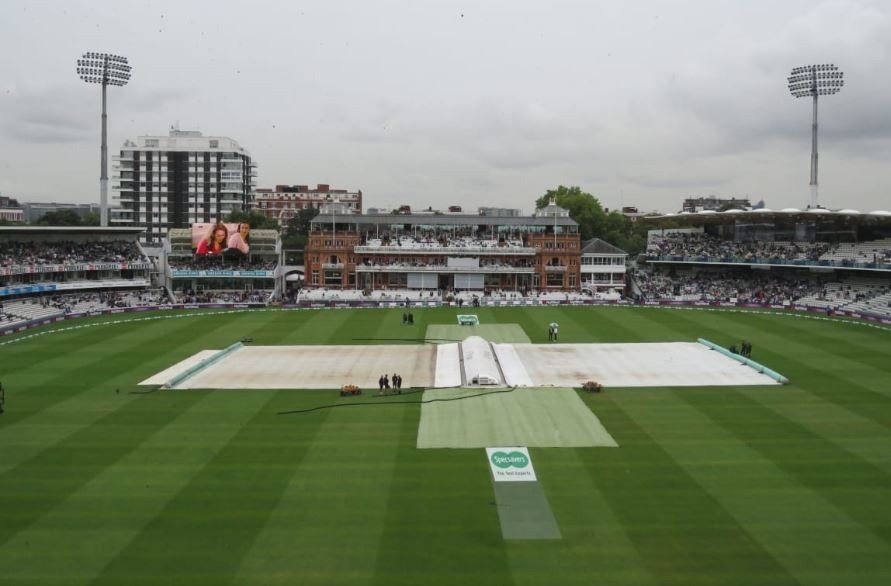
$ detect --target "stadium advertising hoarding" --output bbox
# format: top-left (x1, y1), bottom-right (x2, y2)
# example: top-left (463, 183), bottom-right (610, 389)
top-left (1, 280), bottom-right (150, 297)
top-left (486, 447), bottom-right (537, 482)
top-left (191, 222), bottom-right (252, 256)
top-left (0, 283), bottom-right (59, 297)
top-left (3, 300), bottom-right (891, 337)
top-left (0, 262), bottom-right (152, 276)
top-left (170, 269), bottom-right (274, 278)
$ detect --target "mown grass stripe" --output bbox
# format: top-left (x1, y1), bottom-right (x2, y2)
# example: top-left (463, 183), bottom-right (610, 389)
top-left (0, 391), bottom-right (141, 477)
top-left (678, 388), bottom-right (891, 543)
top-left (703, 311), bottom-right (891, 396)
top-left (275, 308), bottom-right (357, 345)
top-left (0, 316), bottom-right (224, 424)
top-left (371, 419), bottom-right (514, 585)
top-left (0, 391), bottom-right (273, 586)
top-left (578, 392), bottom-right (799, 586)
top-left (617, 388), bottom-right (891, 586)
top-left (87, 391), bottom-right (331, 586)
top-left (654, 309), bottom-right (891, 428)
top-left (741, 387), bottom-right (891, 476)
top-left (504, 447), bottom-right (660, 586)
top-left (232, 393), bottom-right (410, 586)
top-left (771, 315), bottom-right (891, 367)
top-left (0, 391), bottom-right (206, 549)
top-left (0, 314), bottom-right (267, 472)
top-left (571, 305), bottom-right (684, 343)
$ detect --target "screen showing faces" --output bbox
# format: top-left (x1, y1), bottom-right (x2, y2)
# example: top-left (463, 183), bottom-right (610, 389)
top-left (192, 222), bottom-right (251, 256)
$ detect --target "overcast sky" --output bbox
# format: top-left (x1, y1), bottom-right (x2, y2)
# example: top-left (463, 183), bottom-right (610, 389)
top-left (1, 0), bottom-right (889, 214)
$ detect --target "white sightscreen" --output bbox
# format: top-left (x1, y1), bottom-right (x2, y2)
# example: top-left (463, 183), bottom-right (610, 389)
top-left (454, 273), bottom-right (485, 289)
top-left (408, 272), bottom-right (438, 288)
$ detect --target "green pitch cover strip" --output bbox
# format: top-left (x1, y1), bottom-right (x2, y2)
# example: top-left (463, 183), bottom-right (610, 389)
top-left (697, 338), bottom-right (790, 384)
top-left (162, 342), bottom-right (244, 389)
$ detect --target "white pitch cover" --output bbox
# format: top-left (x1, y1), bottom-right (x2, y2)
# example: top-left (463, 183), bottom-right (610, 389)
top-left (486, 447), bottom-right (537, 482)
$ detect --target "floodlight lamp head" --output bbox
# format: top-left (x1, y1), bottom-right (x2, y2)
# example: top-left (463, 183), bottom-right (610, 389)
top-left (787, 64), bottom-right (843, 99)
top-left (76, 52), bottom-right (132, 86)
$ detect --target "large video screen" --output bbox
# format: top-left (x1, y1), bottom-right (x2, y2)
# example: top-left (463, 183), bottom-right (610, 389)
top-left (191, 222), bottom-right (251, 256)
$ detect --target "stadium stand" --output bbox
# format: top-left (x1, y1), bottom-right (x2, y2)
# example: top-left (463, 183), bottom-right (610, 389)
top-left (818, 238), bottom-right (891, 265)
top-left (646, 232), bottom-right (891, 268)
top-left (638, 210), bottom-right (891, 321)
top-left (633, 270), bottom-right (821, 305)
top-left (0, 239), bottom-right (147, 266)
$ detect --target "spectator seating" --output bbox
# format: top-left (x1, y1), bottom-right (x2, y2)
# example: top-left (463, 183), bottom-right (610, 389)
top-left (633, 270), bottom-right (822, 305)
top-left (0, 240), bottom-right (147, 268)
top-left (818, 238), bottom-right (891, 265)
top-left (646, 233), bottom-right (891, 267)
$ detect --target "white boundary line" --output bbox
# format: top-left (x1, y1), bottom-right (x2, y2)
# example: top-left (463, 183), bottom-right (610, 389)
top-left (0, 303), bottom-right (888, 349)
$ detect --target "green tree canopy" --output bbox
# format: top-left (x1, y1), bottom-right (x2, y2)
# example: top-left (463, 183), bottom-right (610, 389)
top-left (285, 207), bottom-right (320, 238)
top-left (224, 209), bottom-right (279, 230)
top-left (534, 185), bottom-right (606, 241)
top-left (281, 207), bottom-right (320, 253)
top-left (35, 209), bottom-right (85, 226)
top-left (534, 185), bottom-right (647, 255)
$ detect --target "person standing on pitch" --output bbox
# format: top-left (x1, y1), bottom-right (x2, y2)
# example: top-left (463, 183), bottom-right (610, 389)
top-left (553, 324), bottom-right (559, 342)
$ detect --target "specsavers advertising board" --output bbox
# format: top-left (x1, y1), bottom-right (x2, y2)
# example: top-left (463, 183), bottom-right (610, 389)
top-left (485, 447), bottom-right (537, 482)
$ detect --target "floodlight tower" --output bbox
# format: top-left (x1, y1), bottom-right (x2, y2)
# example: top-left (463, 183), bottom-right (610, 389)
top-left (76, 52), bottom-right (132, 227)
top-left (787, 64), bottom-right (844, 209)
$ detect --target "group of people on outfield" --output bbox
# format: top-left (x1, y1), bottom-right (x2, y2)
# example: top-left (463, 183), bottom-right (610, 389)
top-left (378, 373), bottom-right (403, 393)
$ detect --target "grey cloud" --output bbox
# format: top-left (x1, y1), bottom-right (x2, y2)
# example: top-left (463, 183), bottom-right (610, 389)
top-left (1, 86), bottom-right (93, 144)
top-left (621, 173), bottom-right (727, 191)
top-left (119, 89), bottom-right (188, 113)
top-left (660, 3), bottom-right (891, 160)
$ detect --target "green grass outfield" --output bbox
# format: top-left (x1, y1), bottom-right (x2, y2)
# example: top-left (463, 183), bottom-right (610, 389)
top-left (1, 305), bottom-right (890, 586)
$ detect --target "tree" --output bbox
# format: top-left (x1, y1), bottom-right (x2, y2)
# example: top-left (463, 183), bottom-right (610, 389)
top-left (534, 185), bottom-right (649, 255)
top-left (281, 207), bottom-right (320, 253)
top-left (285, 207), bottom-right (320, 238)
top-left (83, 212), bottom-right (100, 226)
top-left (36, 209), bottom-right (84, 226)
top-left (224, 209), bottom-right (279, 230)
top-left (535, 185), bottom-right (606, 241)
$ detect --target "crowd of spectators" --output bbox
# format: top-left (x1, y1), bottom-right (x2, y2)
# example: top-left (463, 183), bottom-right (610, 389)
top-left (634, 270), bottom-right (821, 305)
top-left (168, 255), bottom-right (277, 271)
top-left (176, 290), bottom-right (268, 304)
top-left (360, 231), bottom-right (530, 251)
top-left (292, 286), bottom-right (613, 304)
top-left (646, 233), bottom-right (834, 262)
top-left (0, 240), bottom-right (146, 267)
top-left (48, 290), bottom-right (169, 313)
top-left (358, 257), bottom-right (533, 270)
top-left (796, 279), bottom-right (891, 308)
top-left (0, 289), bottom-right (169, 325)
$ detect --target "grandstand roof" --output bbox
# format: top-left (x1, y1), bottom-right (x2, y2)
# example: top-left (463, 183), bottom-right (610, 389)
top-left (311, 213), bottom-right (578, 227)
top-left (0, 226), bottom-right (146, 244)
top-left (640, 208), bottom-right (891, 226)
top-left (0, 226), bottom-right (146, 234)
